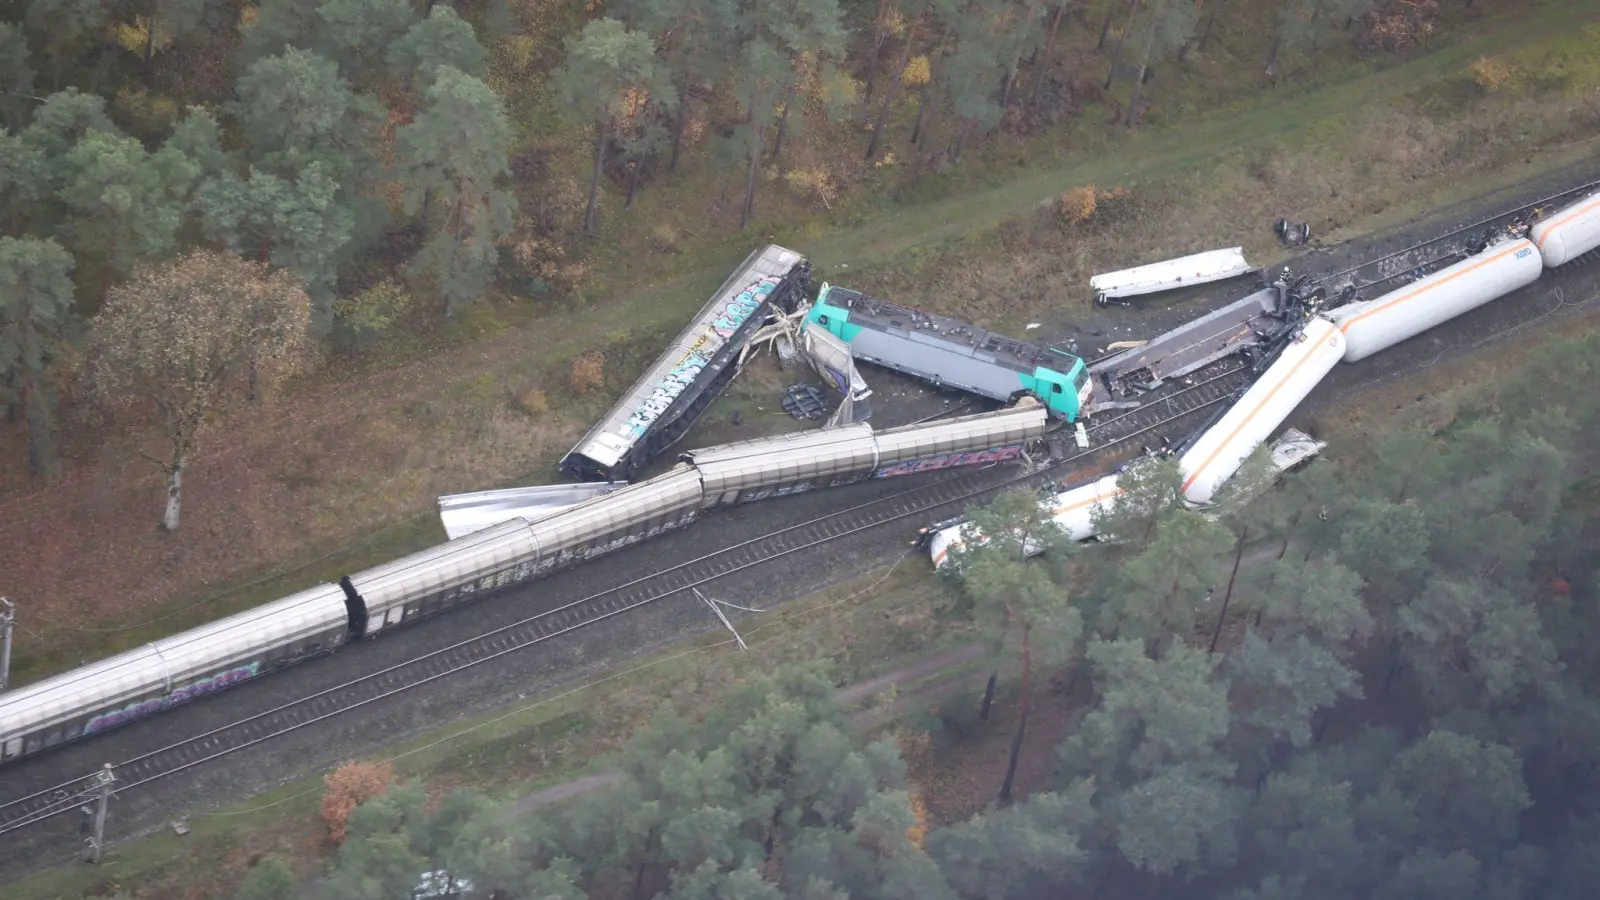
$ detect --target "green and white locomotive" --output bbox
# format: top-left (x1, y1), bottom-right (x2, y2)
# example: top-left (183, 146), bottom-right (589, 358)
top-left (802, 283), bottom-right (1093, 421)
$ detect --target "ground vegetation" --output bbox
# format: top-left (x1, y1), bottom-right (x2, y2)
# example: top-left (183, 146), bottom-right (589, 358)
top-left (1, 0), bottom-right (1594, 686)
top-left (195, 328), bottom-right (1600, 899)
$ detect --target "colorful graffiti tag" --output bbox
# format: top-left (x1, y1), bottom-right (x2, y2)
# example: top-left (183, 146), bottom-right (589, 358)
top-left (82, 661), bottom-right (263, 735)
top-left (873, 445), bottom-right (1024, 479)
top-left (621, 279), bottom-right (779, 438)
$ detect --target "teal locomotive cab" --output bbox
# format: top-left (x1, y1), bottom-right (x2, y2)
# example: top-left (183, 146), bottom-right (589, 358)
top-left (803, 285), bottom-right (861, 343)
top-left (1019, 356), bottom-right (1090, 421)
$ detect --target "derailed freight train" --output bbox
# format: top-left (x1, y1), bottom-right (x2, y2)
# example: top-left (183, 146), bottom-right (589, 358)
top-left (923, 185), bottom-right (1600, 567)
top-left (560, 245), bottom-right (814, 483)
top-left (0, 402), bottom-right (1046, 762)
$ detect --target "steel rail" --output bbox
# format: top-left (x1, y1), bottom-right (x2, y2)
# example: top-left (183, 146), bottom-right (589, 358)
top-left (0, 364), bottom-right (1251, 836)
top-left (12, 177), bottom-right (1596, 839)
top-left (1317, 178), bottom-right (1600, 299)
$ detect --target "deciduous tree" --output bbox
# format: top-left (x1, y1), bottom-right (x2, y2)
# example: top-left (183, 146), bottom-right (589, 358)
top-left (89, 250), bottom-right (313, 530)
top-left (0, 236), bottom-right (75, 477)
top-left (397, 66), bottom-right (517, 317)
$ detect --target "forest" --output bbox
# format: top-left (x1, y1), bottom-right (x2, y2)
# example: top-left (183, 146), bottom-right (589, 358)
top-left (218, 329), bottom-right (1600, 898)
top-left (0, 0), bottom-right (1455, 528)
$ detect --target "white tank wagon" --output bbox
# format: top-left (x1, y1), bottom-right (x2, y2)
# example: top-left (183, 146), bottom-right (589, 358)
top-left (0, 584), bottom-right (352, 761)
top-left (929, 474), bottom-right (1123, 570)
top-left (928, 426), bottom-right (1331, 571)
top-left (1178, 317), bottom-right (1344, 506)
top-left (1530, 191), bottom-right (1600, 268)
top-left (1329, 238), bottom-right (1542, 364)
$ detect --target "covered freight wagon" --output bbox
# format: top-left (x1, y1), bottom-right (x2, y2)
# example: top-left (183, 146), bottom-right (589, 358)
top-left (560, 245), bottom-right (813, 482)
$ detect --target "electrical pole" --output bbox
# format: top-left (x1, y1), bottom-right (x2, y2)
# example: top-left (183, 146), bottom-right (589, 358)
top-left (0, 597), bottom-right (12, 691)
top-left (85, 764), bottom-right (115, 864)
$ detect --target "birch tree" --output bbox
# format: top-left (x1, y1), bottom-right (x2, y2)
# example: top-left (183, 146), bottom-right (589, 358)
top-left (90, 250), bottom-right (312, 531)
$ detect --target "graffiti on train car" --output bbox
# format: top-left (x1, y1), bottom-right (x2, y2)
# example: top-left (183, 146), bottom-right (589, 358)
top-left (622, 279), bottom-right (779, 438)
top-left (83, 662), bottom-right (264, 735)
top-left (873, 445), bottom-right (1024, 479)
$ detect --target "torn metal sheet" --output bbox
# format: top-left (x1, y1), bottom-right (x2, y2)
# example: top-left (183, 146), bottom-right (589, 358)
top-left (801, 322), bottom-right (874, 426)
top-left (1090, 247), bottom-right (1259, 303)
top-left (437, 482), bottom-right (628, 540)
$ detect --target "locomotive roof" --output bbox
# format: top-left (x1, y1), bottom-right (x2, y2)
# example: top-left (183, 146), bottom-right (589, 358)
top-left (818, 285), bottom-right (1081, 374)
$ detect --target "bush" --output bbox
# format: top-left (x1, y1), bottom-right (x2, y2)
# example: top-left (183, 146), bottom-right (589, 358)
top-left (331, 280), bottom-right (415, 349)
top-left (569, 351), bottom-right (605, 395)
top-left (1057, 185), bottom-right (1132, 229)
top-left (519, 387), bottom-right (551, 417)
top-left (1467, 56), bottom-right (1519, 94)
top-left (320, 760), bottom-right (394, 845)
top-left (1058, 186), bottom-right (1098, 225)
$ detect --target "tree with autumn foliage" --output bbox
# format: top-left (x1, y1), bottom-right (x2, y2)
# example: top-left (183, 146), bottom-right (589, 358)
top-left (320, 759), bottom-right (395, 846)
top-left (552, 18), bottom-right (677, 236)
top-left (89, 249), bottom-right (313, 531)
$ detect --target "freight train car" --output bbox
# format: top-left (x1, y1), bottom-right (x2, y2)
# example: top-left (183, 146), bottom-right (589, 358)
top-left (1, 586), bottom-right (352, 761)
top-left (1329, 237), bottom-right (1542, 364)
top-left (801, 284), bottom-right (1093, 421)
top-left (0, 402), bottom-right (1045, 764)
top-left (1531, 190), bottom-right (1600, 268)
top-left (560, 245), bottom-right (813, 482)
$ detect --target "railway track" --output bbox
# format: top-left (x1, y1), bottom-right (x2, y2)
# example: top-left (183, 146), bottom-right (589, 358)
top-left (1318, 178), bottom-right (1600, 301)
top-left (0, 363), bottom-right (1252, 839)
top-left (10, 178), bottom-right (1596, 853)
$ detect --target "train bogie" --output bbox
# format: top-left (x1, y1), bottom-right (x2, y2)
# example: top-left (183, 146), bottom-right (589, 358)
top-left (0, 584), bottom-right (350, 761)
top-left (1331, 238), bottom-right (1542, 364)
top-left (1178, 318), bottom-right (1345, 506)
top-left (350, 521), bottom-right (543, 635)
top-left (1531, 192), bottom-right (1600, 268)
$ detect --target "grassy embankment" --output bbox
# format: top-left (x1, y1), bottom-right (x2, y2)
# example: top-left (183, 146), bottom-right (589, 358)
top-left (6, 1), bottom-right (1599, 686)
top-left (18, 292), bottom-right (1600, 900)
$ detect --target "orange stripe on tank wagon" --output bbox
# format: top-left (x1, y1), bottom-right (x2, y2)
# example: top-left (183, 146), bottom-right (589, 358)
top-left (1180, 324), bottom-right (1337, 496)
top-left (1337, 242), bottom-right (1529, 334)
top-left (1536, 194), bottom-right (1600, 251)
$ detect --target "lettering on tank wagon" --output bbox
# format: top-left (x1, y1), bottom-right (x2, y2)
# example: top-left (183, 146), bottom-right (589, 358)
top-left (620, 279), bottom-right (779, 438)
top-left (873, 445), bottom-right (1024, 479)
top-left (82, 661), bottom-right (264, 735)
